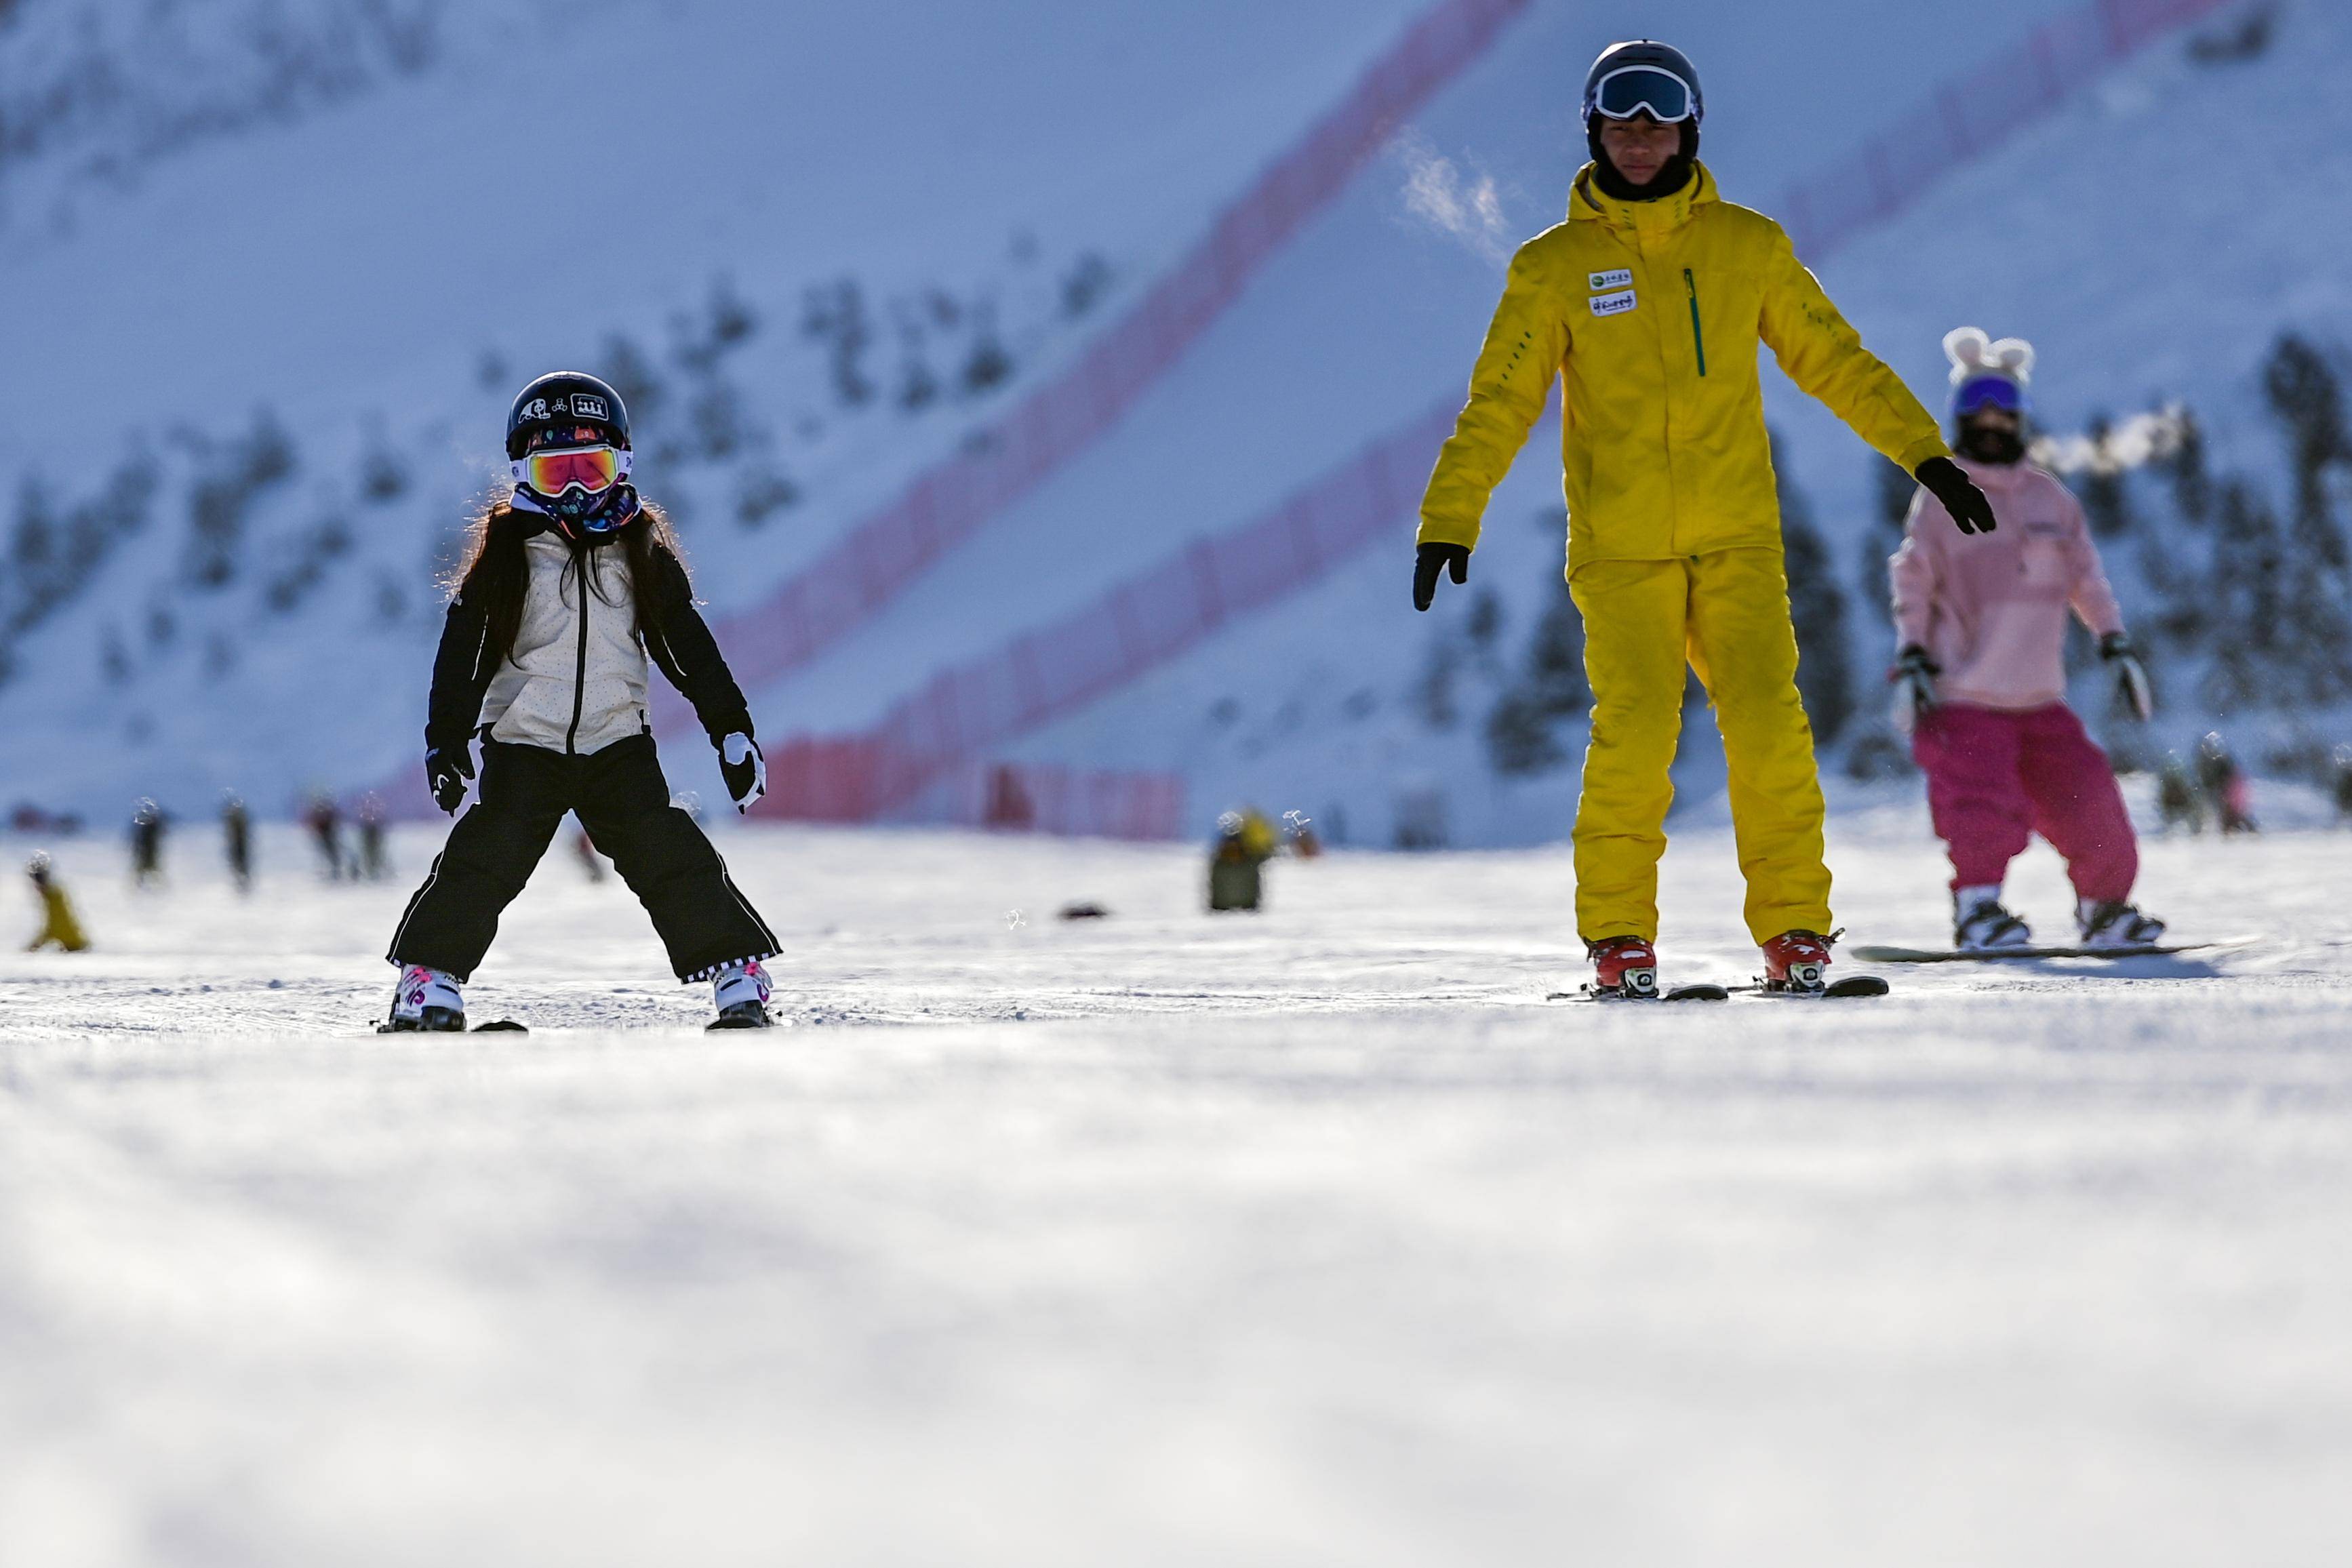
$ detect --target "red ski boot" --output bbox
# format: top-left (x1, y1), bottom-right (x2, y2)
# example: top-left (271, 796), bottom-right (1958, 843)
top-left (1759, 929), bottom-right (1833, 994)
top-left (1586, 935), bottom-right (1660, 1000)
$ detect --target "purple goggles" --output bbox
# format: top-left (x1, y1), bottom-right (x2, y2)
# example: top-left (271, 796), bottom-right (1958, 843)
top-left (1953, 375), bottom-right (2029, 417)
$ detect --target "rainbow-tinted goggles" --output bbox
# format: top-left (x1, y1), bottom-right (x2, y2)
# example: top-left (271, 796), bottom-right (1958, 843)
top-left (1587, 65), bottom-right (1698, 124)
top-left (512, 441), bottom-right (633, 499)
top-left (1952, 376), bottom-right (2029, 418)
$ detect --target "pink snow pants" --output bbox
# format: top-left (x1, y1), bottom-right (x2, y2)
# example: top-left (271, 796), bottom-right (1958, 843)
top-left (1911, 702), bottom-right (2137, 900)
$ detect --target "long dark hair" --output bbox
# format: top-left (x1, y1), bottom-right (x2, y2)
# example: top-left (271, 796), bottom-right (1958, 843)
top-left (446, 487), bottom-right (690, 668)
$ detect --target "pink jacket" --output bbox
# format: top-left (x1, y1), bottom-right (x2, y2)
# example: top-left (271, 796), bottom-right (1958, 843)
top-left (1889, 457), bottom-right (2124, 711)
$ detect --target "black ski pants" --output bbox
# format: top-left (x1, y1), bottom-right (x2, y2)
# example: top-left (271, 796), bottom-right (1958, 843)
top-left (386, 736), bottom-right (776, 983)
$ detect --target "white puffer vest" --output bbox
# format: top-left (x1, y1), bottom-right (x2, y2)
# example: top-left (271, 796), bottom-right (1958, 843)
top-left (479, 533), bottom-right (650, 755)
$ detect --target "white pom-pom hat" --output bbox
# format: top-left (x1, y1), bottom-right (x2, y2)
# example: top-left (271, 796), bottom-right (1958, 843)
top-left (1943, 325), bottom-right (2035, 419)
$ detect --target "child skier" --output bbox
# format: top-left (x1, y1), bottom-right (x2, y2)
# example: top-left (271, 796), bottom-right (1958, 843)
top-left (1414, 40), bottom-right (1993, 997)
top-left (382, 372), bottom-right (779, 1031)
top-left (1889, 328), bottom-right (2167, 951)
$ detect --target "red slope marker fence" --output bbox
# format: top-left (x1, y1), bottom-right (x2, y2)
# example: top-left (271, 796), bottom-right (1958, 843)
top-left (1782, 0), bottom-right (2232, 259)
top-left (694, 0), bottom-right (1534, 704)
top-left (753, 402), bottom-right (1457, 835)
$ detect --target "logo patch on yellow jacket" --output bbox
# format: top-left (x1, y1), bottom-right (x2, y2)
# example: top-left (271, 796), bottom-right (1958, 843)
top-left (1590, 288), bottom-right (1638, 317)
top-left (1588, 269), bottom-right (1633, 292)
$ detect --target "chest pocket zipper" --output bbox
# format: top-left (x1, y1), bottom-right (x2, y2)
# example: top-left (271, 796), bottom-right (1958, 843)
top-left (1683, 268), bottom-right (1707, 378)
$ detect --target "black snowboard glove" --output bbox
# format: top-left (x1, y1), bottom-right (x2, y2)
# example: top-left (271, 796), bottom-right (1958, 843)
top-left (1413, 542), bottom-right (1471, 611)
top-left (2100, 632), bottom-right (2154, 722)
top-left (1914, 456), bottom-right (1998, 536)
top-left (425, 744), bottom-right (473, 816)
top-left (719, 732), bottom-right (766, 815)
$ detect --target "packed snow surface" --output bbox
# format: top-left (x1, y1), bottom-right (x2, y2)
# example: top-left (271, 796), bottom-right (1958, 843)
top-left (4, 801), bottom-right (2349, 1565)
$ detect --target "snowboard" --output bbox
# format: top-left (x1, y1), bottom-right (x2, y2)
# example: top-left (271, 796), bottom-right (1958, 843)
top-left (1549, 982), bottom-right (1732, 1003)
top-left (1850, 938), bottom-right (2254, 965)
top-left (1730, 975), bottom-right (1890, 999)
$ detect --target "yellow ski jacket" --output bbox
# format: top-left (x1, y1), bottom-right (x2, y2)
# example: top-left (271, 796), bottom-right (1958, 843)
top-left (1418, 163), bottom-right (1949, 573)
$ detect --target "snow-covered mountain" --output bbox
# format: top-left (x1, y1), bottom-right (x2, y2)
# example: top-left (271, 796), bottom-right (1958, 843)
top-left (3, 0), bottom-right (2339, 848)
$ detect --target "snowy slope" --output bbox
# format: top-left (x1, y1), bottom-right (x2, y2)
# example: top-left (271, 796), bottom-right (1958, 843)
top-left (5, 810), bottom-right (2352, 1563)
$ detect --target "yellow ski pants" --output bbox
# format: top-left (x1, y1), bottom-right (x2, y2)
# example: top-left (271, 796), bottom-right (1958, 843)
top-left (1570, 548), bottom-right (1832, 945)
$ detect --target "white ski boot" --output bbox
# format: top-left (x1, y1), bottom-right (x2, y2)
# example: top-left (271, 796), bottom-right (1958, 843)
top-left (381, 965), bottom-right (466, 1032)
top-left (709, 957), bottom-right (774, 1030)
top-left (1954, 886), bottom-right (2033, 952)
top-left (2079, 899), bottom-right (2167, 950)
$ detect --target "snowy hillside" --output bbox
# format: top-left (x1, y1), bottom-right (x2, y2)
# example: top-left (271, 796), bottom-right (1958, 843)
top-left (0, 0), bottom-right (1435, 811)
top-left (4, 0), bottom-right (2339, 849)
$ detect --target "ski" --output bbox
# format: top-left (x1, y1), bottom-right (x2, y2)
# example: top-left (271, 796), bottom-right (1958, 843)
top-left (1850, 937), bottom-right (2254, 965)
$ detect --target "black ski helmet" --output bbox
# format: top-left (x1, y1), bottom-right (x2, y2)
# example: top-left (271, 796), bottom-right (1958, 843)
top-left (1582, 40), bottom-right (1703, 193)
top-left (504, 371), bottom-right (631, 460)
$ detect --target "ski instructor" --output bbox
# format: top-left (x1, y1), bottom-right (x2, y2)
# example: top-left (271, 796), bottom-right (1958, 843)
top-left (1412, 40), bottom-right (1997, 998)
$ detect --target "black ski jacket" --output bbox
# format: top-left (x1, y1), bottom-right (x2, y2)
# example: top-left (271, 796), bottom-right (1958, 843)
top-left (426, 538), bottom-right (752, 760)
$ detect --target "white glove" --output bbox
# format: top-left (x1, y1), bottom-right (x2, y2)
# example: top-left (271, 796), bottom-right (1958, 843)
top-left (720, 732), bottom-right (767, 814)
top-left (2101, 634), bottom-right (2154, 723)
top-left (1889, 645), bottom-right (1938, 738)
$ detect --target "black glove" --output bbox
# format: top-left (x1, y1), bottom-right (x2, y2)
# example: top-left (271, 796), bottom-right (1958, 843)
top-left (1889, 643), bottom-right (1940, 735)
top-left (1914, 456), bottom-right (1999, 536)
top-left (1413, 542), bottom-right (1470, 612)
top-left (425, 744), bottom-right (473, 815)
top-left (2101, 632), bottom-right (2154, 722)
top-left (719, 732), bottom-right (766, 814)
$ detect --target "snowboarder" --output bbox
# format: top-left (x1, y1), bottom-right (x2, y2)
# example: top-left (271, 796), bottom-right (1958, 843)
top-left (222, 791), bottom-right (253, 893)
top-left (24, 853), bottom-right (90, 952)
top-left (1889, 328), bottom-right (2167, 951)
top-left (1413, 40), bottom-right (1992, 997)
top-left (381, 372), bottom-right (778, 1032)
top-left (128, 798), bottom-right (166, 888)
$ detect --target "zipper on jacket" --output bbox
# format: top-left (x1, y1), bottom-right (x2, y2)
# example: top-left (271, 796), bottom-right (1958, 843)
top-left (1683, 268), bottom-right (1707, 378)
top-left (565, 555), bottom-right (589, 755)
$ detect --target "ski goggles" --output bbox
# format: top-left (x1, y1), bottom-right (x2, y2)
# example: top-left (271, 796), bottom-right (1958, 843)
top-left (513, 442), bottom-right (631, 498)
top-left (1587, 65), bottom-right (1698, 124)
top-left (1952, 375), bottom-right (2029, 417)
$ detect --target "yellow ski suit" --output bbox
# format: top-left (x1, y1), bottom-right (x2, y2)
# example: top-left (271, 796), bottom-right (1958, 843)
top-left (1419, 163), bottom-right (1949, 943)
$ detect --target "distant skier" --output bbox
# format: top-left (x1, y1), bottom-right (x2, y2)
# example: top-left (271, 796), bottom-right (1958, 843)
top-left (129, 798), bottom-right (166, 888)
top-left (356, 793), bottom-right (389, 881)
top-left (2193, 731), bottom-right (2257, 835)
top-left (2333, 744), bottom-right (2352, 827)
top-left (1413, 40), bottom-right (1992, 997)
top-left (222, 791), bottom-right (253, 893)
top-left (2157, 756), bottom-right (2205, 836)
top-left (571, 820), bottom-right (608, 883)
top-left (24, 853), bottom-right (90, 952)
top-left (1889, 328), bottom-right (2167, 951)
top-left (381, 372), bottom-right (778, 1032)
top-left (304, 790), bottom-right (346, 880)
top-left (1207, 809), bottom-right (1277, 912)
